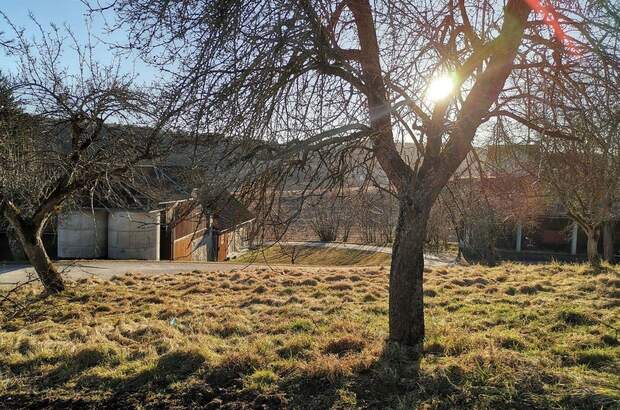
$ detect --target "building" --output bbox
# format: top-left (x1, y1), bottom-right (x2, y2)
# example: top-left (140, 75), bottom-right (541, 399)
top-left (459, 145), bottom-right (620, 262)
top-left (57, 199), bottom-right (254, 262)
top-left (0, 167), bottom-right (255, 262)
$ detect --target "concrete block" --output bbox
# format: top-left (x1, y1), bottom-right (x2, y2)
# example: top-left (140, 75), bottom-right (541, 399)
top-left (108, 210), bottom-right (160, 260)
top-left (118, 231), bottom-right (129, 248)
top-left (57, 210), bottom-right (108, 259)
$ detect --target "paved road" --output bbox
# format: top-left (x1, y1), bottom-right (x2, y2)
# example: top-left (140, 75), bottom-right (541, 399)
top-left (274, 241), bottom-right (394, 253)
top-left (274, 241), bottom-right (455, 265)
top-left (0, 260), bottom-right (256, 286)
top-left (2, 259), bottom-right (396, 286)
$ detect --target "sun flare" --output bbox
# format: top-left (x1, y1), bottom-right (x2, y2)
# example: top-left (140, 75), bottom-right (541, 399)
top-left (426, 75), bottom-right (454, 102)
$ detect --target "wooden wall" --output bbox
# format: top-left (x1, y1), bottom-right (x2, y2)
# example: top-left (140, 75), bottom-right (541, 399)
top-left (161, 203), bottom-right (211, 261)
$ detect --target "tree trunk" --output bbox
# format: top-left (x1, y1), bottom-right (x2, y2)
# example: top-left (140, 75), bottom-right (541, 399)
top-left (388, 193), bottom-right (431, 355)
top-left (6, 226), bottom-right (26, 261)
top-left (586, 228), bottom-right (601, 267)
top-left (21, 230), bottom-right (65, 293)
top-left (485, 241), bottom-right (497, 267)
top-left (603, 221), bottom-right (615, 264)
top-left (4, 212), bottom-right (65, 293)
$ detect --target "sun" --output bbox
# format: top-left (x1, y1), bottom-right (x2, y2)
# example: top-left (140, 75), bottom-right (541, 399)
top-left (426, 75), bottom-right (454, 102)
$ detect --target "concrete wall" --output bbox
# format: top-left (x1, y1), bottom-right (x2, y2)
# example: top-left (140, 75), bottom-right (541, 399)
top-left (190, 235), bottom-right (210, 260)
top-left (108, 211), bottom-right (160, 260)
top-left (226, 224), bottom-right (251, 258)
top-left (58, 210), bottom-right (108, 258)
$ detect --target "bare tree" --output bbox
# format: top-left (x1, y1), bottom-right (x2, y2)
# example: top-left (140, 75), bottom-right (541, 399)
top-left (452, 181), bottom-right (501, 265)
top-left (338, 195), bottom-right (356, 242)
top-left (0, 20), bottom-right (178, 293)
top-left (538, 119), bottom-right (620, 266)
top-left (308, 194), bottom-right (342, 242)
top-left (537, 72), bottom-right (620, 265)
top-left (425, 200), bottom-right (452, 253)
top-left (279, 243), bottom-right (308, 264)
top-left (439, 149), bottom-right (548, 264)
top-left (492, 4), bottom-right (620, 266)
top-left (355, 189), bottom-right (398, 245)
top-left (95, 0), bottom-right (600, 353)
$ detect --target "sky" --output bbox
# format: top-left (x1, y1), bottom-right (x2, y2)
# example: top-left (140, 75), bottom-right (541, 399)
top-left (0, 0), bottom-right (159, 84)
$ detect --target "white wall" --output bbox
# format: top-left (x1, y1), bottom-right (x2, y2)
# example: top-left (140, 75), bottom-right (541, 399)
top-left (108, 211), bottom-right (160, 260)
top-left (58, 210), bottom-right (108, 258)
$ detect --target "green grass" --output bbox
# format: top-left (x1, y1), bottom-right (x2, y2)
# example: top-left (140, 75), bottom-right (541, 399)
top-left (232, 245), bottom-right (392, 266)
top-left (0, 263), bottom-right (619, 408)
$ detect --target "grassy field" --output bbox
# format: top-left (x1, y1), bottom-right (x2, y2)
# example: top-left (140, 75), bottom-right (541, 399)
top-left (232, 245), bottom-right (392, 266)
top-left (0, 263), bottom-right (619, 409)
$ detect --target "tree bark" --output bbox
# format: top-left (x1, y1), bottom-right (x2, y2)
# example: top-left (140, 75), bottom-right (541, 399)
top-left (586, 228), bottom-right (601, 267)
top-left (603, 221), bottom-right (615, 264)
top-left (3, 209), bottom-right (65, 293)
top-left (388, 191), bottom-right (431, 354)
top-left (6, 226), bottom-right (26, 261)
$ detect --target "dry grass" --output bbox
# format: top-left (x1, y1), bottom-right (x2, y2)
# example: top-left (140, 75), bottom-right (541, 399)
top-left (232, 245), bottom-right (392, 266)
top-left (0, 263), bottom-right (619, 409)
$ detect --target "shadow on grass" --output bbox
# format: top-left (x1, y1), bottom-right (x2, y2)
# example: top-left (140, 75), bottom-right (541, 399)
top-left (44, 346), bottom-right (121, 386)
top-left (580, 264), bottom-right (616, 276)
top-left (75, 349), bottom-right (208, 392)
top-left (132, 350), bottom-right (207, 386)
top-left (4, 343), bottom-right (619, 409)
top-left (282, 345), bottom-right (619, 410)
